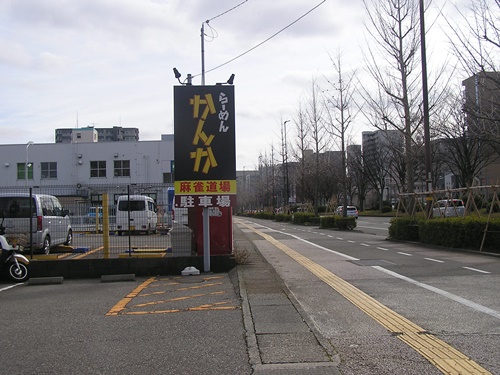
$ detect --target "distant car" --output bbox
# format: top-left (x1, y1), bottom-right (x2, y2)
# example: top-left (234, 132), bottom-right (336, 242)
top-left (432, 199), bottom-right (465, 218)
top-left (86, 207), bottom-right (102, 223)
top-left (335, 205), bottom-right (359, 219)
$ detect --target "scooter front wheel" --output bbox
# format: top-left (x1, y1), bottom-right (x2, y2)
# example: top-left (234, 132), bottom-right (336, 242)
top-left (9, 263), bottom-right (29, 282)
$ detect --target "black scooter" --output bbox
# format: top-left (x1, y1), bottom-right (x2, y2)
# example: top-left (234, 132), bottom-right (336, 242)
top-left (0, 218), bottom-right (30, 282)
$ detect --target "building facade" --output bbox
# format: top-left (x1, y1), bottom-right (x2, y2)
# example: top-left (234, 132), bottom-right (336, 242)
top-left (0, 135), bottom-right (174, 209)
top-left (462, 72), bottom-right (500, 185)
top-left (55, 126), bottom-right (140, 143)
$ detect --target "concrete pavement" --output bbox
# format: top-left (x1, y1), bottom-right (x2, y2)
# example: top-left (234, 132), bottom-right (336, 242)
top-left (234, 220), bottom-right (342, 374)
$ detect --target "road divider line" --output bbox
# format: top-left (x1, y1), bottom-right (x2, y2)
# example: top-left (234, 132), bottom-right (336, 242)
top-left (238, 220), bottom-right (492, 375)
top-left (425, 258), bottom-right (444, 263)
top-left (463, 266), bottom-right (490, 274)
top-left (397, 252), bottom-right (412, 256)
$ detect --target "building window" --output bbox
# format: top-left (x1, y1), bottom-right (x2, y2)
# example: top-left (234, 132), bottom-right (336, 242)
top-left (114, 160), bottom-right (130, 177)
top-left (17, 163), bottom-right (33, 180)
top-left (41, 162), bottom-right (57, 179)
top-left (163, 173), bottom-right (173, 183)
top-left (90, 161), bottom-right (106, 178)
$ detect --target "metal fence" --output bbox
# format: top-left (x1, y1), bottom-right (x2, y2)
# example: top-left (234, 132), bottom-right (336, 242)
top-left (0, 183), bottom-right (195, 259)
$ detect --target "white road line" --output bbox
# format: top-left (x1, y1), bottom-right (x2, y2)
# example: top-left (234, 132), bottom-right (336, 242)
top-left (463, 266), bottom-right (491, 274)
top-left (397, 252), bottom-right (412, 256)
top-left (356, 225), bottom-right (388, 231)
top-left (0, 284), bottom-right (23, 292)
top-left (348, 240), bottom-right (356, 243)
top-left (361, 243), bottom-right (370, 247)
top-left (377, 247), bottom-right (389, 251)
top-left (373, 266), bottom-right (500, 320)
top-left (336, 237), bottom-right (343, 240)
top-left (425, 258), bottom-right (445, 263)
top-left (243, 221), bottom-right (500, 320)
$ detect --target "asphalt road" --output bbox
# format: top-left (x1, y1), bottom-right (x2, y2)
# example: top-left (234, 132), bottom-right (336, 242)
top-left (239, 217), bottom-right (500, 375)
top-left (0, 273), bottom-right (251, 375)
top-left (2, 216), bottom-right (499, 374)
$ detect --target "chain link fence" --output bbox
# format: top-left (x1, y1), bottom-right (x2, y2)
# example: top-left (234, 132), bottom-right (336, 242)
top-left (0, 183), bottom-right (195, 259)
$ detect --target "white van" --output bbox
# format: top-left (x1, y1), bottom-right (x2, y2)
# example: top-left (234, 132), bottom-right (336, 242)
top-left (116, 195), bottom-right (158, 235)
top-left (0, 193), bottom-right (72, 254)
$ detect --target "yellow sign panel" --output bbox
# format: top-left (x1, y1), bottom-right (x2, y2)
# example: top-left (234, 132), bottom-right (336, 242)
top-left (174, 180), bottom-right (237, 195)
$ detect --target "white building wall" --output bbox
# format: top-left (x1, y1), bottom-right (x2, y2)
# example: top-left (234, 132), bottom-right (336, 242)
top-left (0, 138), bottom-right (174, 188)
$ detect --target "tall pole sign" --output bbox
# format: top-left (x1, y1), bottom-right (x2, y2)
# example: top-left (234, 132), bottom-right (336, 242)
top-left (173, 85), bottom-right (237, 209)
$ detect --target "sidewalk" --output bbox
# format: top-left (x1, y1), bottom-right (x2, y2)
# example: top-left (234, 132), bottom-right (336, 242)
top-left (233, 220), bottom-right (341, 374)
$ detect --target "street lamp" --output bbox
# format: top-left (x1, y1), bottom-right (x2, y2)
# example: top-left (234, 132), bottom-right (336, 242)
top-left (25, 141), bottom-right (34, 187)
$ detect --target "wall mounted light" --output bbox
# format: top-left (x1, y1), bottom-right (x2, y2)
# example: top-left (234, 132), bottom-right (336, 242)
top-left (4, 162), bottom-right (9, 167)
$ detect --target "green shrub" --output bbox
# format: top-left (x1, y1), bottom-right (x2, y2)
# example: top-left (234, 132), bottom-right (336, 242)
top-left (293, 212), bottom-right (315, 224)
top-left (308, 216), bottom-right (321, 225)
top-left (335, 217), bottom-right (356, 230)
top-left (381, 205), bottom-right (392, 213)
top-left (388, 217), bottom-right (421, 241)
top-left (486, 201), bottom-right (500, 213)
top-left (253, 211), bottom-right (275, 220)
top-left (275, 214), bottom-right (291, 222)
top-left (320, 216), bottom-right (336, 228)
top-left (390, 216), bottom-right (500, 253)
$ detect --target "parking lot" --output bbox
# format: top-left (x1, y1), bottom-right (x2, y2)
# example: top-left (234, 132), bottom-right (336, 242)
top-left (0, 272), bottom-right (251, 375)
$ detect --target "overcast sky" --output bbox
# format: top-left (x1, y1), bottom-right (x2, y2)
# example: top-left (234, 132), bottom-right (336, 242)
top-left (0, 0), bottom-right (471, 170)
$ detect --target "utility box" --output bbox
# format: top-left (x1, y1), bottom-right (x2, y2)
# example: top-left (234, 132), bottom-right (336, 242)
top-left (195, 207), bottom-right (233, 256)
top-left (170, 222), bottom-right (193, 256)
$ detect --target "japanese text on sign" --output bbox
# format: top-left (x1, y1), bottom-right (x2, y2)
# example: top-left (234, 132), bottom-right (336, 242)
top-left (174, 180), bottom-right (237, 195)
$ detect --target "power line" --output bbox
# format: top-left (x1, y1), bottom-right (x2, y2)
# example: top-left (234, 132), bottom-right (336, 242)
top-left (195, 0), bottom-right (327, 78)
top-left (207, 0), bottom-right (249, 23)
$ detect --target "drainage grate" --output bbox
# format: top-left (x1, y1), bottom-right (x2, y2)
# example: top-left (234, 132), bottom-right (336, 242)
top-left (349, 259), bottom-right (395, 267)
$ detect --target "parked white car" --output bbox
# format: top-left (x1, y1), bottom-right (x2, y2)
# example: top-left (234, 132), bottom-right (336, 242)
top-left (0, 193), bottom-right (72, 254)
top-left (432, 199), bottom-right (465, 218)
top-left (335, 205), bottom-right (359, 219)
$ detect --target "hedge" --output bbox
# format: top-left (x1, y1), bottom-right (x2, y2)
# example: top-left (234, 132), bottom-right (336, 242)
top-left (320, 215), bottom-right (357, 230)
top-left (389, 216), bottom-right (500, 253)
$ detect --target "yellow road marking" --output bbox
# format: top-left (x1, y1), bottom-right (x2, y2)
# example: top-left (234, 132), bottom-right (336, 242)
top-left (107, 277), bottom-right (238, 316)
top-left (123, 302), bottom-right (238, 315)
top-left (133, 291), bottom-right (226, 308)
top-left (140, 282), bottom-right (224, 297)
top-left (238, 220), bottom-right (492, 375)
top-left (73, 246), bottom-right (104, 259)
top-left (106, 277), bottom-right (156, 316)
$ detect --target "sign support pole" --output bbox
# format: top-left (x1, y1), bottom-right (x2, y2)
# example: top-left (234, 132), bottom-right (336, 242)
top-left (203, 207), bottom-right (210, 272)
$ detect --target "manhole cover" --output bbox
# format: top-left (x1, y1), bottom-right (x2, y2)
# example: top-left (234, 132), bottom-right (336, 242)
top-left (349, 259), bottom-right (395, 267)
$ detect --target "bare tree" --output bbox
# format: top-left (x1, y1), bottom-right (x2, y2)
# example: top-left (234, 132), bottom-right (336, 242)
top-left (362, 0), bottom-right (424, 195)
top-left (290, 104), bottom-right (312, 205)
top-left (323, 51), bottom-right (358, 216)
top-left (347, 145), bottom-right (369, 210)
top-left (434, 91), bottom-right (499, 187)
top-left (447, 0), bottom-right (500, 75)
top-left (304, 78), bottom-right (329, 214)
top-left (446, 1), bottom-right (500, 147)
